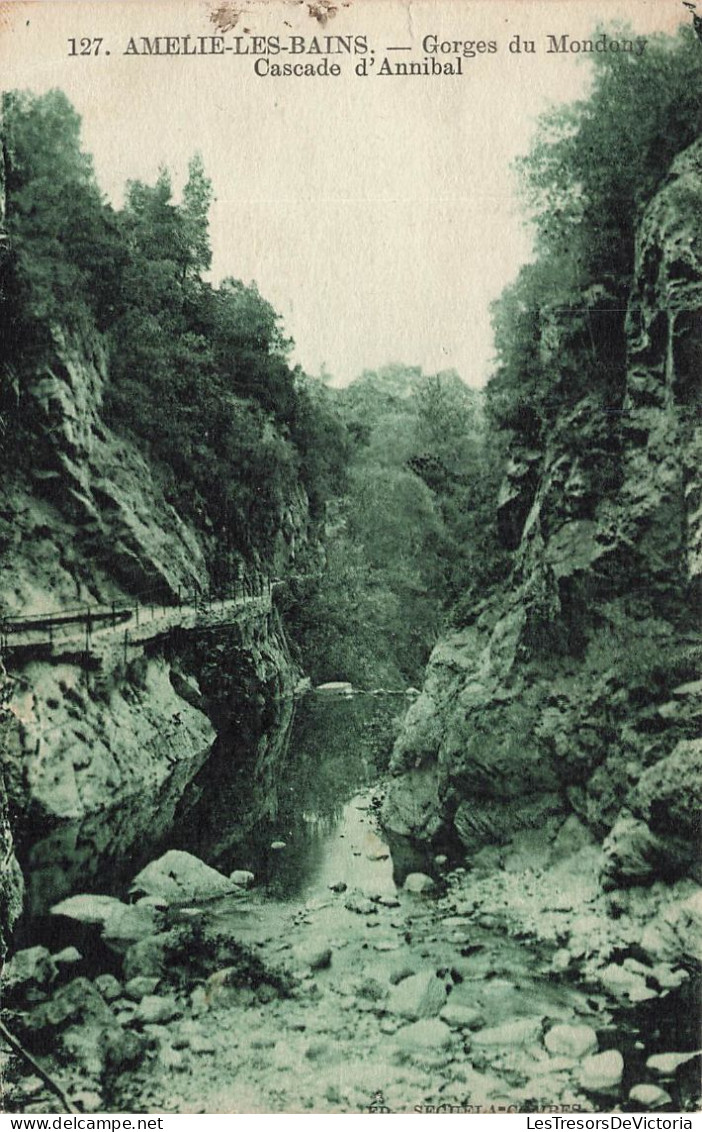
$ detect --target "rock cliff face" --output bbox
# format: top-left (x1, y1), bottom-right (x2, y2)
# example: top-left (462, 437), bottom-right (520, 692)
top-left (383, 141), bottom-right (702, 898)
top-left (0, 226), bottom-right (310, 948)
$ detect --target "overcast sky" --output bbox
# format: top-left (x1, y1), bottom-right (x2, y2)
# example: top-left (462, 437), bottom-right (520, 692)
top-left (1, 0), bottom-right (685, 387)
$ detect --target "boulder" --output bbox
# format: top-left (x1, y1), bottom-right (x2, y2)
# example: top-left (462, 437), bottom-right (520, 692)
top-left (294, 945), bottom-right (332, 972)
top-left (580, 1050), bottom-right (624, 1093)
top-left (28, 978), bottom-right (117, 1073)
top-left (133, 994), bottom-right (181, 1026)
top-left (124, 976), bottom-right (160, 1001)
top-left (382, 767), bottom-right (443, 841)
top-left (122, 932), bottom-right (172, 980)
top-left (387, 970), bottom-right (447, 1020)
top-left (102, 903), bottom-right (162, 954)
top-left (53, 947), bottom-right (83, 970)
top-left (439, 1003), bottom-right (484, 1030)
top-left (50, 893), bottom-right (126, 926)
top-left (403, 873), bottom-right (435, 895)
top-left (473, 1017), bottom-right (543, 1047)
top-left (3, 947), bottom-right (58, 997)
top-left (603, 741), bottom-right (702, 886)
top-left (599, 962), bottom-right (657, 1003)
top-left (229, 870), bottom-right (255, 889)
top-left (646, 1051), bottom-right (701, 1077)
top-left (94, 974), bottom-right (123, 1002)
top-left (629, 1084), bottom-right (672, 1109)
top-left (545, 1024), bottom-right (598, 1059)
top-left (345, 895), bottom-right (377, 916)
top-left (394, 1018), bottom-right (453, 1052)
top-left (130, 850), bottom-right (236, 903)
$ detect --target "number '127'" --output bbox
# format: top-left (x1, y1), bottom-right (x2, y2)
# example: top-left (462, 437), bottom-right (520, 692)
top-left (68, 38), bottom-right (104, 55)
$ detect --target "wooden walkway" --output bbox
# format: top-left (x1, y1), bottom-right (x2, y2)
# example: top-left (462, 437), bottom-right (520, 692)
top-left (0, 585), bottom-right (274, 668)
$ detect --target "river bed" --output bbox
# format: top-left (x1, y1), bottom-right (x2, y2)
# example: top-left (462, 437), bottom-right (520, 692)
top-left (7, 692), bottom-right (700, 1114)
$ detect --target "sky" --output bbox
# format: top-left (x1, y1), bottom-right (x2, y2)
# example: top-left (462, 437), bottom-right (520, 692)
top-left (0, 0), bottom-right (686, 387)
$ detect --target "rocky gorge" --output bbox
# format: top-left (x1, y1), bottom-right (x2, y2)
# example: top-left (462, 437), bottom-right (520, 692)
top-left (0, 46), bottom-right (700, 1117)
top-left (382, 137), bottom-right (702, 1065)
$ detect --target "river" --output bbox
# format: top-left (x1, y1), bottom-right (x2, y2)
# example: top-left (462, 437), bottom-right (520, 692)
top-left (9, 691), bottom-right (700, 1114)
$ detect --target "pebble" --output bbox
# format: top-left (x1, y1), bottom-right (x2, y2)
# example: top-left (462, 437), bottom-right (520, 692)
top-left (545, 1024), bottom-right (598, 1059)
top-left (579, 1049), bottom-right (624, 1092)
top-left (629, 1084), bottom-right (672, 1109)
top-left (270, 841), bottom-right (287, 850)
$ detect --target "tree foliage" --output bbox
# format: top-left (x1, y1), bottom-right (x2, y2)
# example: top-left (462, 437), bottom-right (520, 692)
top-left (488, 25), bottom-right (702, 442)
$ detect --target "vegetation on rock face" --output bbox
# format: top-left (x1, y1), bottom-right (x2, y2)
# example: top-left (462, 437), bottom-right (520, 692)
top-left (488, 25), bottom-right (702, 442)
top-left (0, 90), bottom-right (347, 579)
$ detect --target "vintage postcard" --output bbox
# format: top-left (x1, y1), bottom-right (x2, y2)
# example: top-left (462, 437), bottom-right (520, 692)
top-left (0, 0), bottom-right (699, 1118)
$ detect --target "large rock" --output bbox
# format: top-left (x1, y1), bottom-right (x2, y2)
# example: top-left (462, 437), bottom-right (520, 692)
top-left (50, 893), bottom-right (126, 926)
top-left (473, 1017), bottom-right (543, 1047)
top-left (2, 946), bottom-right (58, 998)
top-left (603, 740), bottom-right (702, 886)
top-left (403, 873), bottom-right (435, 895)
top-left (439, 1003), bottom-right (484, 1030)
top-left (629, 1084), bottom-right (672, 1109)
top-left (545, 1023), bottom-right (598, 1059)
top-left (102, 902), bottom-right (163, 954)
top-left (382, 767), bottom-right (442, 841)
top-left (580, 1050), bottom-right (624, 1093)
top-left (133, 994), bottom-right (181, 1025)
top-left (26, 978), bottom-right (119, 1076)
top-left (387, 970), bottom-right (447, 1020)
top-left (130, 850), bottom-right (237, 904)
top-left (394, 1018), bottom-right (453, 1052)
top-left (647, 1051), bottom-right (701, 1077)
